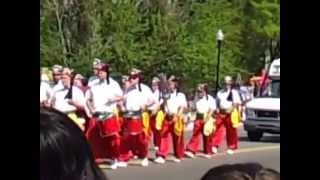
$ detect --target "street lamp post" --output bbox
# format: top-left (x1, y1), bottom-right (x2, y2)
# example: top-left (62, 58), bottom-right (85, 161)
top-left (215, 29), bottom-right (224, 95)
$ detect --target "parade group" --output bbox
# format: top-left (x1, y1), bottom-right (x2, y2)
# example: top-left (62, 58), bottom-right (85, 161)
top-left (40, 58), bottom-right (263, 170)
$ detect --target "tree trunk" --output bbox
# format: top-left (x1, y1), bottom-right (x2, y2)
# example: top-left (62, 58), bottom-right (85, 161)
top-left (51, 0), bottom-right (68, 66)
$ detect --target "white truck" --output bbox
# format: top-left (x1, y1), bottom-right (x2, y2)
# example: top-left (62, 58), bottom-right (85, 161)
top-left (244, 59), bottom-right (280, 141)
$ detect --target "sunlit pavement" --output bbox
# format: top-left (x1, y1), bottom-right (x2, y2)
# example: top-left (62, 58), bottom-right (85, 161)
top-left (103, 126), bottom-right (280, 180)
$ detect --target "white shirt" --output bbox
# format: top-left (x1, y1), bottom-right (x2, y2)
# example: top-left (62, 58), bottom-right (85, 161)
top-left (88, 76), bottom-right (98, 88)
top-left (88, 78), bottom-right (123, 113)
top-left (195, 95), bottom-right (217, 114)
top-left (52, 86), bottom-right (86, 113)
top-left (165, 91), bottom-right (187, 115)
top-left (217, 88), bottom-right (241, 110)
top-left (40, 81), bottom-right (52, 103)
top-left (124, 83), bottom-right (154, 111)
top-left (49, 80), bottom-right (65, 104)
top-left (51, 80), bottom-right (64, 92)
top-left (148, 89), bottom-right (164, 111)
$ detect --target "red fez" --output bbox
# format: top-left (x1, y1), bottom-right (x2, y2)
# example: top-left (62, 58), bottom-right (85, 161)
top-left (97, 63), bottom-right (109, 72)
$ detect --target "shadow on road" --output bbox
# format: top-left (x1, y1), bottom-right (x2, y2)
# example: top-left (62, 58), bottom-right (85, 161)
top-left (239, 135), bottom-right (280, 143)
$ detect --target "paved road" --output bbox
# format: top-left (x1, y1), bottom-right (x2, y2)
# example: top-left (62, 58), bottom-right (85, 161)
top-left (103, 126), bottom-right (280, 180)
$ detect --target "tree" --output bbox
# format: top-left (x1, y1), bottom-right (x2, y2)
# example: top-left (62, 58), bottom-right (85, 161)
top-left (40, 0), bottom-right (280, 90)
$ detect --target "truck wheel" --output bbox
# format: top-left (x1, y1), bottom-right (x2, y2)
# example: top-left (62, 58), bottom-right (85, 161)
top-left (247, 131), bottom-right (263, 141)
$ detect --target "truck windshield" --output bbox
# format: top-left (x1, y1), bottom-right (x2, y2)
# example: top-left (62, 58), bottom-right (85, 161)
top-left (260, 80), bottom-right (280, 98)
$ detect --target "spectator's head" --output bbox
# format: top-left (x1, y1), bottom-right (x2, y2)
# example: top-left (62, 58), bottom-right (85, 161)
top-left (40, 108), bottom-right (108, 180)
top-left (255, 168), bottom-right (280, 180)
top-left (201, 163), bottom-right (279, 180)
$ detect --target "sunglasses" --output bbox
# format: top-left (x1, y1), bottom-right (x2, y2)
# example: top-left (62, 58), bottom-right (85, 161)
top-left (129, 74), bottom-right (139, 80)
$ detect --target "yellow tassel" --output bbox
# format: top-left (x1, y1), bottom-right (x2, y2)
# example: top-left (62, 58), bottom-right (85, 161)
top-left (155, 110), bottom-right (165, 130)
top-left (231, 108), bottom-right (241, 128)
top-left (174, 115), bottom-right (184, 137)
top-left (67, 112), bottom-right (84, 131)
top-left (112, 108), bottom-right (120, 121)
top-left (142, 112), bottom-right (150, 135)
top-left (203, 113), bottom-right (216, 136)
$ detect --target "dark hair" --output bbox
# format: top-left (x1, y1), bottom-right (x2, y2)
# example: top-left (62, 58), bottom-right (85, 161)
top-left (40, 108), bottom-right (108, 180)
top-left (106, 72), bottom-right (110, 85)
top-left (201, 163), bottom-right (279, 180)
top-left (202, 170), bottom-right (252, 180)
top-left (65, 71), bottom-right (76, 99)
top-left (81, 77), bottom-right (88, 87)
top-left (255, 169), bottom-right (280, 180)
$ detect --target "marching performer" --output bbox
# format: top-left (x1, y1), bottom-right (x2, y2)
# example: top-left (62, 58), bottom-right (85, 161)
top-left (51, 65), bottom-right (64, 91)
top-left (74, 74), bottom-right (88, 94)
top-left (40, 71), bottom-right (52, 108)
top-left (121, 75), bottom-right (131, 93)
top-left (211, 76), bottom-right (242, 155)
top-left (118, 68), bottom-right (155, 167)
top-left (119, 75), bottom-right (130, 129)
top-left (73, 73), bottom-right (91, 132)
top-left (88, 58), bottom-right (101, 87)
top-left (85, 63), bottom-right (123, 169)
top-left (185, 83), bottom-right (217, 159)
top-left (149, 76), bottom-right (163, 150)
top-left (51, 68), bottom-right (86, 130)
top-left (154, 75), bottom-right (187, 164)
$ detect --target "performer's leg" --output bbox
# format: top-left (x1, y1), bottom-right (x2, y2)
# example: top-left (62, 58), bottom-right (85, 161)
top-left (203, 132), bottom-right (213, 155)
top-left (119, 133), bottom-right (132, 162)
top-left (86, 118), bottom-right (107, 161)
top-left (211, 114), bottom-right (226, 149)
top-left (154, 130), bottom-right (161, 148)
top-left (156, 121), bottom-right (171, 158)
top-left (186, 119), bottom-right (202, 154)
top-left (172, 123), bottom-right (185, 159)
top-left (136, 132), bottom-right (149, 159)
top-left (105, 133), bottom-right (121, 160)
top-left (224, 115), bottom-right (238, 150)
top-left (150, 116), bottom-right (161, 148)
top-left (85, 117), bottom-right (97, 138)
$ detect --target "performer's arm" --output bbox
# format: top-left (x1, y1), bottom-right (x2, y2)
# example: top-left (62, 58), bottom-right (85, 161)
top-left (209, 96), bottom-right (217, 117)
top-left (232, 90), bottom-right (241, 109)
top-left (86, 90), bottom-right (95, 114)
top-left (69, 89), bottom-right (85, 110)
top-left (174, 93), bottom-right (187, 121)
top-left (109, 82), bottom-right (124, 103)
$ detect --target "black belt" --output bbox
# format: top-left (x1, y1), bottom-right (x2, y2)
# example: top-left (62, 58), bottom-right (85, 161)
top-left (166, 115), bottom-right (174, 120)
top-left (196, 113), bottom-right (205, 119)
top-left (93, 112), bottom-right (115, 121)
top-left (219, 109), bottom-right (231, 114)
top-left (122, 111), bottom-right (142, 119)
